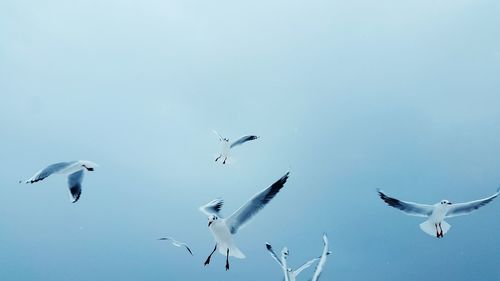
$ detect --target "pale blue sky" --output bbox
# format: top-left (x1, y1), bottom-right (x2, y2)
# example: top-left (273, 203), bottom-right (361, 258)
top-left (1, 0), bottom-right (499, 280)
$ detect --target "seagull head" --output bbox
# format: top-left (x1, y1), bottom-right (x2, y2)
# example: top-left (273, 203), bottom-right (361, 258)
top-left (223, 138), bottom-right (229, 142)
top-left (79, 160), bottom-right (98, 171)
top-left (207, 214), bottom-right (219, 227)
top-left (440, 200), bottom-right (452, 205)
top-left (281, 247), bottom-right (289, 260)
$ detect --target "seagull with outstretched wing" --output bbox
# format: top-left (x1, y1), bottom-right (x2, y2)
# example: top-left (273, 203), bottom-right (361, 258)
top-left (200, 172), bottom-right (290, 270)
top-left (21, 160), bottom-right (98, 203)
top-left (212, 130), bottom-right (259, 164)
top-left (266, 242), bottom-right (331, 281)
top-left (158, 237), bottom-right (193, 256)
top-left (377, 187), bottom-right (499, 238)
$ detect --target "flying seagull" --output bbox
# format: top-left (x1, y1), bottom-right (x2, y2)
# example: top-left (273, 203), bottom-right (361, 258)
top-left (266, 242), bottom-right (331, 281)
top-left (212, 130), bottom-right (259, 164)
top-left (158, 237), bottom-right (193, 256)
top-left (200, 171), bottom-right (290, 271)
top-left (377, 187), bottom-right (500, 238)
top-left (311, 233), bottom-right (329, 281)
top-left (21, 160), bottom-right (98, 203)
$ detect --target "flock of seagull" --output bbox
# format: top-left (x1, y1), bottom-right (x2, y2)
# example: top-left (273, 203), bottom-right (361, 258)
top-left (19, 131), bottom-right (499, 280)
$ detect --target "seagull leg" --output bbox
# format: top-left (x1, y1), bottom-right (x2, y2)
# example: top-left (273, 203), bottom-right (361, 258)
top-left (225, 248), bottom-right (230, 271)
top-left (204, 244), bottom-right (217, 266)
top-left (435, 224), bottom-right (439, 238)
top-left (215, 155), bottom-right (221, 162)
top-left (438, 223), bottom-right (443, 238)
top-left (223, 157), bottom-right (227, 164)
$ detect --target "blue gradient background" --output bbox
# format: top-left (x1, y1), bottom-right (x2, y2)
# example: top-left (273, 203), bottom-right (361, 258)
top-left (1, 0), bottom-right (499, 280)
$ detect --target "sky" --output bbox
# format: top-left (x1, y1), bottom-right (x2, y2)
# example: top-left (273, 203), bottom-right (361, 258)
top-left (1, 0), bottom-right (500, 280)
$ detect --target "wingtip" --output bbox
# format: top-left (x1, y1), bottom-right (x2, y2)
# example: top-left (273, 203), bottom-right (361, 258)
top-left (265, 243), bottom-right (272, 249)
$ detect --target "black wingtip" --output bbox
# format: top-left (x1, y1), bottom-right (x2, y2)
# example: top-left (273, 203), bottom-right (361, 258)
top-left (71, 194), bottom-right (81, 203)
top-left (265, 243), bottom-right (272, 250)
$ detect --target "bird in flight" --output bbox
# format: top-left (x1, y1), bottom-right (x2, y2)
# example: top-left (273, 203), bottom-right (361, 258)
top-left (377, 187), bottom-right (499, 238)
top-left (158, 237), bottom-right (193, 256)
top-left (21, 160), bottom-right (98, 203)
top-left (212, 130), bottom-right (259, 164)
top-left (200, 172), bottom-right (290, 270)
top-left (266, 241), bottom-right (331, 281)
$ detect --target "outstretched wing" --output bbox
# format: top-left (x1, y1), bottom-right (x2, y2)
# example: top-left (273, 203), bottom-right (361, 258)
top-left (294, 258), bottom-right (318, 276)
top-left (446, 187), bottom-right (499, 218)
top-left (212, 130), bottom-right (224, 141)
top-left (25, 162), bottom-right (71, 183)
top-left (311, 234), bottom-right (329, 281)
top-left (67, 170), bottom-right (84, 203)
top-left (294, 251), bottom-right (331, 276)
top-left (266, 243), bottom-right (284, 268)
top-left (182, 244), bottom-right (194, 256)
top-left (199, 198), bottom-right (224, 216)
top-left (377, 189), bottom-right (433, 217)
top-left (226, 172), bottom-right (289, 234)
top-left (230, 135), bottom-right (259, 149)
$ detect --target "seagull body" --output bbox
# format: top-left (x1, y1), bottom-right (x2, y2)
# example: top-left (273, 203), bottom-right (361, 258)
top-left (200, 172), bottom-right (290, 270)
top-left (377, 188), bottom-right (500, 238)
top-left (212, 130), bottom-right (259, 164)
top-left (158, 237), bottom-right (193, 256)
top-left (22, 160), bottom-right (98, 203)
top-left (311, 234), bottom-right (330, 281)
top-left (266, 242), bottom-right (330, 281)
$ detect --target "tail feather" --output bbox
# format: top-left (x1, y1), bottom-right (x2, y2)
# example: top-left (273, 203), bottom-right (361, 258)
top-left (218, 245), bottom-right (245, 259)
top-left (419, 220), bottom-right (451, 237)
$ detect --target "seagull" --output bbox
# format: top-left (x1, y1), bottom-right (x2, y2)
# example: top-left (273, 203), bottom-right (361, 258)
top-left (21, 160), bottom-right (98, 203)
top-left (377, 187), bottom-right (500, 238)
top-left (200, 172), bottom-right (290, 271)
top-left (212, 130), bottom-right (259, 164)
top-left (158, 237), bottom-right (193, 256)
top-left (266, 242), bottom-right (331, 281)
top-left (311, 233), bottom-right (329, 281)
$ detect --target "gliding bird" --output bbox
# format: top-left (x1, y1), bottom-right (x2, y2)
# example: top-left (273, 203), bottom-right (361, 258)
top-left (377, 187), bottom-right (500, 238)
top-left (158, 237), bottom-right (193, 256)
top-left (21, 160), bottom-right (98, 203)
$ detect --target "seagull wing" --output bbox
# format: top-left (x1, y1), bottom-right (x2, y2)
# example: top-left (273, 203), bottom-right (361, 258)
top-left (311, 234), bottom-right (329, 281)
top-left (158, 237), bottom-right (173, 241)
top-left (377, 189), bottom-right (433, 217)
top-left (226, 172), bottom-right (289, 234)
top-left (25, 162), bottom-right (71, 183)
top-left (266, 243), bottom-right (284, 268)
top-left (199, 198), bottom-right (224, 216)
top-left (294, 258), bottom-right (318, 276)
top-left (212, 130), bottom-right (223, 141)
top-left (182, 244), bottom-right (194, 256)
top-left (446, 187), bottom-right (499, 218)
top-left (230, 135), bottom-right (259, 149)
top-left (294, 252), bottom-right (331, 276)
top-left (67, 170), bottom-right (84, 203)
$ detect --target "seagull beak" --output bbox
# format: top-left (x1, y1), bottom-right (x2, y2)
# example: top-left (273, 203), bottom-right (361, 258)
top-left (447, 202), bottom-right (452, 205)
top-left (87, 167), bottom-right (94, 171)
top-left (208, 221), bottom-right (212, 227)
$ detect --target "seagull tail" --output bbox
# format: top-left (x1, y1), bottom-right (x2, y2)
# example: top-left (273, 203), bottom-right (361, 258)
top-left (419, 220), bottom-right (451, 237)
top-left (219, 244), bottom-right (246, 259)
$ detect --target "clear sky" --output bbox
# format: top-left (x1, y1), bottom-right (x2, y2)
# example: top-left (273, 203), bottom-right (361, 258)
top-left (1, 0), bottom-right (499, 280)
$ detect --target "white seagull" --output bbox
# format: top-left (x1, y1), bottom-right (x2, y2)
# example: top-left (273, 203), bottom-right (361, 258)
top-left (200, 172), bottom-right (290, 270)
top-left (158, 237), bottom-right (193, 256)
top-left (21, 160), bottom-right (98, 203)
top-left (212, 130), bottom-right (259, 164)
top-left (266, 242), bottom-right (331, 281)
top-left (377, 187), bottom-right (500, 238)
top-left (311, 234), bottom-right (329, 281)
